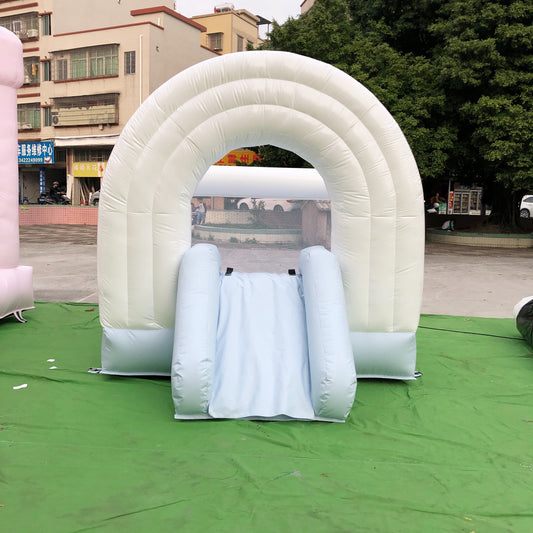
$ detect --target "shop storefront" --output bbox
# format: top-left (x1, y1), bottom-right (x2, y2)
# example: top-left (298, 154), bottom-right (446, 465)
top-left (53, 135), bottom-right (118, 206)
top-left (71, 148), bottom-right (110, 205)
top-left (18, 141), bottom-right (67, 203)
top-left (447, 186), bottom-right (484, 215)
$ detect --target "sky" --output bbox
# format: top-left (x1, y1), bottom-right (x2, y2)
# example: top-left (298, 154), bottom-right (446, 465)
top-left (174, 1), bottom-right (302, 27)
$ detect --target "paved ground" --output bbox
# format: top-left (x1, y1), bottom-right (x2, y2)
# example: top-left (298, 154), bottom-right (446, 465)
top-left (18, 224), bottom-right (533, 318)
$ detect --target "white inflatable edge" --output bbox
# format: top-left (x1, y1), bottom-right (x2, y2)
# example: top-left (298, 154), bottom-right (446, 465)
top-left (171, 244), bottom-right (221, 419)
top-left (299, 246), bottom-right (357, 420)
top-left (0, 266), bottom-right (34, 320)
top-left (195, 166), bottom-right (329, 199)
top-left (513, 296), bottom-right (533, 319)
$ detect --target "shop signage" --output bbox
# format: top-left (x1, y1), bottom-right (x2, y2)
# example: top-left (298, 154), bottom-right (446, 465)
top-left (448, 191), bottom-right (454, 213)
top-left (215, 150), bottom-right (261, 166)
top-left (18, 141), bottom-right (54, 164)
top-left (72, 161), bottom-right (107, 177)
top-left (39, 167), bottom-right (46, 195)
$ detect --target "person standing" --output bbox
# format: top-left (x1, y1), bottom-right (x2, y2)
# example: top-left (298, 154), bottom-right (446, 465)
top-left (197, 200), bottom-right (206, 225)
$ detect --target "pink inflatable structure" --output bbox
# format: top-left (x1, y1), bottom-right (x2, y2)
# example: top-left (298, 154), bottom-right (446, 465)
top-left (0, 27), bottom-right (33, 321)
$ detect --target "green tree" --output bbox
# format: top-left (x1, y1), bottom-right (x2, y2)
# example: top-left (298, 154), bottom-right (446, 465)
top-left (431, 0), bottom-right (533, 222)
top-left (263, 0), bottom-right (533, 225)
top-left (254, 0), bottom-right (355, 168)
top-left (263, 0), bottom-right (454, 183)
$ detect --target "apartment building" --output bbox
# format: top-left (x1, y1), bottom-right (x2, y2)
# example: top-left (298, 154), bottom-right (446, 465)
top-left (192, 5), bottom-right (267, 54)
top-left (300, 0), bottom-right (315, 15)
top-left (1, 0), bottom-right (217, 204)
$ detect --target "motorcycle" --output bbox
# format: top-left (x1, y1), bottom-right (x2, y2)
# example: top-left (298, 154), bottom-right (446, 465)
top-left (38, 192), bottom-right (71, 205)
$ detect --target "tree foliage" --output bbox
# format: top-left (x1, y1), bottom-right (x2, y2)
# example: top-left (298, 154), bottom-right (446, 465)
top-left (431, 0), bottom-right (533, 216)
top-left (261, 0), bottom-right (533, 222)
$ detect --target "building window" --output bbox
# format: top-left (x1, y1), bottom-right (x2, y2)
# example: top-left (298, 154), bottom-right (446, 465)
top-left (43, 106), bottom-right (52, 127)
top-left (41, 13), bottom-right (51, 36)
top-left (124, 51), bottom-right (136, 74)
top-left (17, 103), bottom-right (41, 130)
top-left (41, 60), bottom-right (51, 82)
top-left (237, 35), bottom-right (244, 52)
top-left (89, 46), bottom-right (118, 77)
top-left (23, 57), bottom-right (39, 85)
top-left (11, 18), bottom-right (22, 34)
top-left (55, 149), bottom-right (67, 163)
top-left (56, 59), bottom-right (68, 81)
top-left (208, 33), bottom-right (223, 51)
top-left (0, 12), bottom-right (39, 39)
top-left (52, 45), bottom-right (118, 81)
top-left (74, 148), bottom-right (112, 162)
top-left (71, 49), bottom-right (87, 79)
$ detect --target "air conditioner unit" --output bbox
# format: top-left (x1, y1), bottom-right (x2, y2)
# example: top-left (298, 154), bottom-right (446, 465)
top-left (21, 123), bottom-right (33, 130)
top-left (27, 28), bottom-right (38, 38)
top-left (53, 108), bottom-right (83, 126)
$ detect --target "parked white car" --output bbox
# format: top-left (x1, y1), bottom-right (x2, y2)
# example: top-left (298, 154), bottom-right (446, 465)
top-left (237, 198), bottom-right (300, 212)
top-left (520, 195), bottom-right (533, 218)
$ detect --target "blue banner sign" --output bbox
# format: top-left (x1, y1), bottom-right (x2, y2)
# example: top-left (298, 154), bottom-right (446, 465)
top-left (18, 141), bottom-right (54, 164)
top-left (39, 167), bottom-right (46, 194)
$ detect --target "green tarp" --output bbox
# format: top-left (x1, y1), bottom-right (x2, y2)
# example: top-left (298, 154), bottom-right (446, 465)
top-left (1, 303), bottom-right (532, 532)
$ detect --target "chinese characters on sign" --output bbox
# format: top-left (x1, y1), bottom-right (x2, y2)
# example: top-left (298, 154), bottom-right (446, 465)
top-left (39, 167), bottom-right (46, 195)
top-left (215, 150), bottom-right (261, 166)
top-left (18, 141), bottom-right (54, 164)
top-left (72, 162), bottom-right (107, 177)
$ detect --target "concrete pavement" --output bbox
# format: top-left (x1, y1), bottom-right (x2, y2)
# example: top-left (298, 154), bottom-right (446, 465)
top-left (18, 224), bottom-right (533, 319)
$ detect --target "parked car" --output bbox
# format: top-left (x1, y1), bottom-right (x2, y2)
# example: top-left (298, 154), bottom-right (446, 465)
top-left (237, 198), bottom-right (300, 212)
top-left (520, 195), bottom-right (533, 218)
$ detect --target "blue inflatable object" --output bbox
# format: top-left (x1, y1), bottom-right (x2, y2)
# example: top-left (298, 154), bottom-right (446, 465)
top-left (171, 244), bottom-right (357, 422)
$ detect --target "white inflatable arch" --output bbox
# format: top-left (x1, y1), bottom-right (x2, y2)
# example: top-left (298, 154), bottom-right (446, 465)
top-left (98, 51), bottom-right (424, 379)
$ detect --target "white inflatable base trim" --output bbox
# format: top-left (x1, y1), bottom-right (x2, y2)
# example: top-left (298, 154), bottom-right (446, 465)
top-left (174, 414), bottom-right (349, 422)
top-left (100, 328), bottom-right (417, 379)
top-left (0, 266), bottom-right (34, 321)
top-left (101, 327), bottom-right (174, 376)
top-left (350, 332), bottom-right (417, 380)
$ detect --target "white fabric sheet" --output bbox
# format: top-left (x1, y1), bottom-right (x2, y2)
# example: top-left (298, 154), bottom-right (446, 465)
top-left (209, 272), bottom-right (315, 420)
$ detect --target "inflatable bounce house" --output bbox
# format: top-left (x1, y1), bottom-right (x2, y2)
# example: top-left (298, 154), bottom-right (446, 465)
top-left (0, 27), bottom-right (34, 322)
top-left (97, 50), bottom-right (425, 421)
